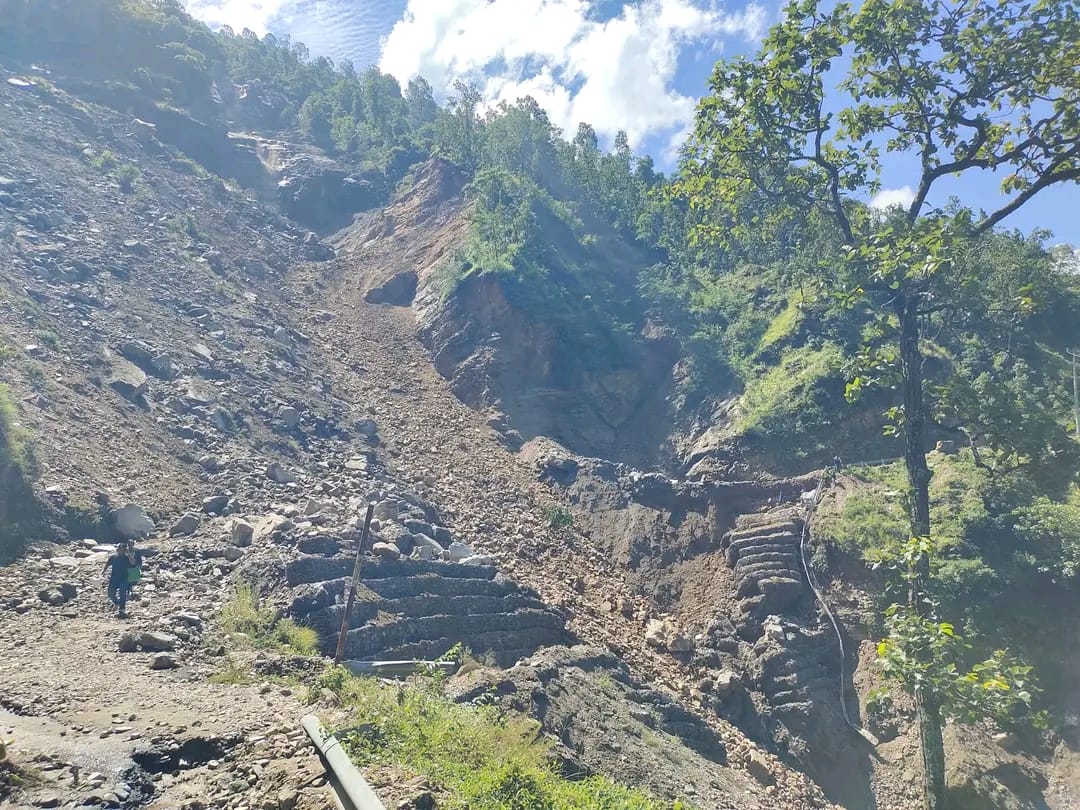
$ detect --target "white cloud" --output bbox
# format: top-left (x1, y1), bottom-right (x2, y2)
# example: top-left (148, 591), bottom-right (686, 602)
top-left (379, 0), bottom-right (768, 149)
top-left (184, 0), bottom-right (290, 35)
top-left (870, 185), bottom-right (916, 211)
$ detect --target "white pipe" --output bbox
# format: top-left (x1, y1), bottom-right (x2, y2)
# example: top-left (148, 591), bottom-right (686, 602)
top-left (301, 715), bottom-right (386, 810)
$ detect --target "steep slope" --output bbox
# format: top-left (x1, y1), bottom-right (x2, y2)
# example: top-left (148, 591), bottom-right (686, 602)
top-left (323, 149), bottom-right (1080, 810)
top-left (0, 63), bottom-right (836, 810)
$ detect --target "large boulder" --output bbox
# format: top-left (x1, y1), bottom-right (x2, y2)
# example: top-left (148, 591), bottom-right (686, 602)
top-left (113, 504), bottom-right (154, 539)
top-left (38, 583), bottom-right (77, 606)
top-left (106, 359), bottom-right (148, 404)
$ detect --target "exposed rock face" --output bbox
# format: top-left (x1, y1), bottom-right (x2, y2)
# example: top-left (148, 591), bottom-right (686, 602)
top-left (445, 646), bottom-right (762, 809)
top-left (251, 137), bottom-right (389, 232)
top-left (365, 271), bottom-right (417, 306)
top-left (416, 272), bottom-right (681, 467)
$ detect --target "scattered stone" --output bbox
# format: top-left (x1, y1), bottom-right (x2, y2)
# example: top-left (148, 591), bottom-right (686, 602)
top-left (169, 513), bottom-right (200, 537)
top-left (202, 494), bottom-right (230, 515)
top-left (371, 542), bottom-right (401, 560)
top-left (150, 653), bottom-right (179, 670)
top-left (118, 631), bottom-right (178, 653)
top-left (266, 462), bottom-right (298, 484)
top-left (231, 519), bottom-right (254, 547)
top-left (113, 504), bottom-right (155, 539)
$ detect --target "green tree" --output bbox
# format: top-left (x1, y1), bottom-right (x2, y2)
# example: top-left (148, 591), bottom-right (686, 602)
top-left (436, 80), bottom-right (484, 172)
top-left (404, 76), bottom-right (438, 128)
top-left (677, 1), bottom-right (1079, 807)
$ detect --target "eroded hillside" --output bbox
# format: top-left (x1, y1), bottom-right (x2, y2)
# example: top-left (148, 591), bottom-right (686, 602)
top-left (2, 3), bottom-right (1080, 810)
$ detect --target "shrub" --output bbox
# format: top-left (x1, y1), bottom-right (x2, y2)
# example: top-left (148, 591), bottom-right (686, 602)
top-left (35, 330), bottom-right (60, 350)
top-left (1013, 489), bottom-right (1080, 581)
top-left (115, 163), bottom-right (141, 192)
top-left (219, 583), bottom-right (319, 655)
top-left (88, 149), bottom-right (118, 171)
top-left (0, 384), bottom-right (32, 474)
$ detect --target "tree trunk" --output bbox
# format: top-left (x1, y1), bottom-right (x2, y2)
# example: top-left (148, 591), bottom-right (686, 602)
top-left (897, 294), bottom-right (948, 810)
top-left (916, 683), bottom-right (949, 810)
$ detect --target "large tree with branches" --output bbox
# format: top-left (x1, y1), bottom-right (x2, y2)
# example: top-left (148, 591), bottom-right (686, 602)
top-left (676, 0), bottom-right (1078, 806)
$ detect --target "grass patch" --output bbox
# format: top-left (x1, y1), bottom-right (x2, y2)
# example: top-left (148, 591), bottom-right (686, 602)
top-left (730, 342), bottom-right (847, 459)
top-left (315, 667), bottom-right (685, 810)
top-left (208, 657), bottom-right (254, 685)
top-left (0, 384), bottom-right (33, 475)
top-left (755, 293), bottom-right (804, 356)
top-left (542, 504), bottom-right (574, 530)
top-left (219, 583), bottom-right (320, 656)
top-left (815, 452), bottom-right (990, 563)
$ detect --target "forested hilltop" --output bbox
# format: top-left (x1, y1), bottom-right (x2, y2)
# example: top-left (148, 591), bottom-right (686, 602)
top-left (3, 2), bottom-right (1080, 806)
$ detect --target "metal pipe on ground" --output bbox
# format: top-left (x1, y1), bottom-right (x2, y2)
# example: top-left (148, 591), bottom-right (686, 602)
top-left (301, 714), bottom-right (386, 810)
top-left (344, 659), bottom-right (458, 678)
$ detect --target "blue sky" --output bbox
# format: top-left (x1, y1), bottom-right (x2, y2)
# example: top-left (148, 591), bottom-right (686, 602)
top-left (183, 0), bottom-right (1077, 244)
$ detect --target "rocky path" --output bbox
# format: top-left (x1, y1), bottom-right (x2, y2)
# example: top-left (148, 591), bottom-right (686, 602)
top-left (0, 531), bottom-right (339, 810)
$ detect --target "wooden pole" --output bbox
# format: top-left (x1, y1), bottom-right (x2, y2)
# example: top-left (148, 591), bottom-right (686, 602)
top-left (334, 503), bottom-right (375, 665)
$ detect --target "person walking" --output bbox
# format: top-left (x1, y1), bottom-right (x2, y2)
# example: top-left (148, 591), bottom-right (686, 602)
top-left (103, 541), bottom-right (135, 618)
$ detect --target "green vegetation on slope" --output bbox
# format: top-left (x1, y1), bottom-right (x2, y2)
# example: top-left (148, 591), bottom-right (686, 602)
top-left (314, 667), bottom-right (685, 810)
top-left (219, 583), bottom-right (319, 656)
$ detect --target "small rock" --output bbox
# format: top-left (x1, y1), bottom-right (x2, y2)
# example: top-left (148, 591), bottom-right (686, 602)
top-left (666, 632), bottom-right (693, 653)
top-left (169, 513), bottom-right (200, 537)
top-left (645, 619), bottom-right (669, 649)
top-left (746, 749), bottom-right (775, 786)
top-left (118, 631), bottom-right (178, 653)
top-left (266, 463), bottom-right (298, 484)
top-left (278, 406), bottom-right (300, 428)
top-left (713, 669), bottom-right (742, 699)
top-left (354, 418), bottom-right (378, 437)
top-left (37, 582), bottom-right (77, 606)
top-left (231, 520), bottom-right (254, 547)
top-left (172, 611), bottom-right (204, 630)
top-left (150, 653), bottom-right (178, 670)
top-left (446, 541), bottom-right (473, 562)
top-left (222, 546), bottom-right (245, 562)
top-left (371, 542), bottom-right (401, 560)
top-left (202, 495), bottom-right (230, 515)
